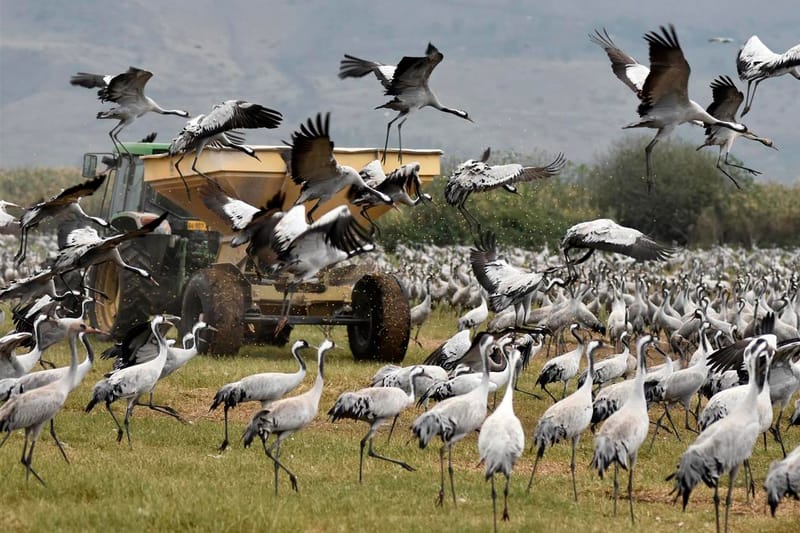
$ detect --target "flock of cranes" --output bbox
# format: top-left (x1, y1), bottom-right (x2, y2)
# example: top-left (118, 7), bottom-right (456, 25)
top-left (0, 21), bottom-right (798, 532)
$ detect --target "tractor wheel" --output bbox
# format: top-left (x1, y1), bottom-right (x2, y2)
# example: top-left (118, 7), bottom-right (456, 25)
top-left (181, 268), bottom-right (244, 355)
top-left (87, 244), bottom-right (155, 340)
top-left (347, 273), bottom-right (410, 362)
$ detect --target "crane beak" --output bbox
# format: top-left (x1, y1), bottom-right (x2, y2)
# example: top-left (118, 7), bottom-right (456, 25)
top-left (84, 326), bottom-right (111, 336)
top-left (770, 145), bottom-right (779, 151)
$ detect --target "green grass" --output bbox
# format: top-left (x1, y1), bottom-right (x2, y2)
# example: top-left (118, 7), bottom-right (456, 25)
top-left (1, 307), bottom-right (798, 532)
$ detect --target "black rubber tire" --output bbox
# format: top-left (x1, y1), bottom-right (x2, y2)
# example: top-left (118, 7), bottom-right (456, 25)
top-left (87, 243), bottom-right (156, 341)
top-left (181, 268), bottom-right (244, 355)
top-left (347, 273), bottom-right (410, 362)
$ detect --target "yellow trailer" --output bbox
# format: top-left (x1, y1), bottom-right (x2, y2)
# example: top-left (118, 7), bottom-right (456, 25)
top-left (83, 143), bottom-right (441, 361)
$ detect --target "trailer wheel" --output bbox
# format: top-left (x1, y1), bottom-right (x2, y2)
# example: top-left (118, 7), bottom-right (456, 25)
top-left (87, 244), bottom-right (155, 340)
top-left (347, 273), bottom-right (410, 362)
top-left (181, 269), bottom-right (244, 355)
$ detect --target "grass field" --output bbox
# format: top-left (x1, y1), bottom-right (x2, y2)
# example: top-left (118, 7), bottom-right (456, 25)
top-left (1, 306), bottom-right (798, 532)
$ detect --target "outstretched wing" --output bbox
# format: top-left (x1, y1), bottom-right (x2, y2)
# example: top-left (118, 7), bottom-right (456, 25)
top-left (196, 100), bottom-right (282, 138)
top-left (43, 175), bottom-right (106, 207)
top-left (99, 67), bottom-right (153, 104)
top-left (737, 35), bottom-right (780, 80)
top-left (639, 25), bottom-right (690, 117)
top-left (200, 181), bottom-right (261, 231)
top-left (338, 55), bottom-right (396, 90)
top-left (562, 219), bottom-right (673, 261)
top-left (385, 43), bottom-right (443, 95)
top-left (705, 75), bottom-right (743, 125)
top-left (590, 28), bottom-right (649, 96)
top-left (288, 112), bottom-right (338, 187)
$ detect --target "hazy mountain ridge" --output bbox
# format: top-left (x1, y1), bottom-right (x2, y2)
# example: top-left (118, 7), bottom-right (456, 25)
top-left (0, 1), bottom-right (797, 183)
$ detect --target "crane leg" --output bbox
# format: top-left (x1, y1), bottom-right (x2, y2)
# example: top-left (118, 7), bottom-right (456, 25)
top-left (540, 383), bottom-right (557, 403)
top-left (570, 437), bottom-right (579, 501)
top-left (123, 398), bottom-right (136, 448)
top-left (627, 460), bottom-right (636, 525)
top-left (386, 414), bottom-right (399, 445)
top-left (663, 405), bottom-right (681, 441)
top-left (527, 448), bottom-right (542, 492)
top-left (448, 444), bottom-right (457, 505)
top-left (741, 79), bottom-right (762, 117)
top-left (644, 137), bottom-right (658, 192)
top-left (490, 474), bottom-right (498, 533)
top-left (561, 381), bottom-right (568, 400)
top-left (105, 401), bottom-right (125, 443)
top-left (264, 438), bottom-right (299, 493)
top-left (743, 458), bottom-right (755, 502)
top-left (0, 430), bottom-right (11, 449)
top-left (724, 466), bottom-right (739, 533)
top-left (49, 419), bottom-right (69, 464)
top-left (684, 404), bottom-right (698, 434)
top-left (612, 463), bottom-right (619, 516)
top-left (715, 156), bottom-right (742, 189)
top-left (140, 392), bottom-right (186, 423)
top-left (306, 201), bottom-right (321, 223)
top-left (382, 114), bottom-right (402, 164)
top-left (22, 432), bottom-right (46, 486)
top-left (14, 227), bottom-right (28, 263)
top-left (713, 482), bottom-right (721, 533)
top-left (367, 434), bottom-right (414, 475)
top-left (218, 407), bottom-right (231, 452)
top-left (437, 445), bottom-right (446, 506)
top-left (770, 409), bottom-right (787, 458)
top-left (397, 118), bottom-right (407, 163)
top-left (502, 473), bottom-right (511, 522)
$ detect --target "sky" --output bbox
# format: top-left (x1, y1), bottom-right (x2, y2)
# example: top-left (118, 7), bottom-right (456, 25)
top-left (0, 0), bottom-right (797, 183)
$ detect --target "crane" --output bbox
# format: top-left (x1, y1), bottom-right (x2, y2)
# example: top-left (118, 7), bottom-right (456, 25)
top-left (444, 148), bottom-right (565, 229)
top-left (328, 365), bottom-right (427, 482)
top-left (529, 340), bottom-right (601, 500)
top-left (168, 100), bottom-right (282, 197)
top-left (348, 161), bottom-right (431, 231)
top-left (477, 348), bottom-right (524, 531)
top-left (737, 35), bottom-right (800, 116)
top-left (242, 340), bottom-right (333, 495)
top-left (561, 218), bottom-right (673, 268)
top-left (535, 324), bottom-right (585, 401)
top-left (591, 335), bottom-right (664, 524)
top-left (764, 444), bottom-right (800, 517)
top-left (695, 76), bottom-right (777, 187)
top-left (411, 333), bottom-right (494, 506)
top-left (338, 42), bottom-right (472, 163)
top-left (591, 25), bottom-right (748, 190)
top-left (286, 112), bottom-right (391, 223)
top-left (209, 339), bottom-right (311, 451)
top-left (70, 67), bottom-right (189, 156)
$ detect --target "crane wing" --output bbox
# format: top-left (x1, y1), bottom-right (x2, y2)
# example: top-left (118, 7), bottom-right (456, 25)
top-left (96, 212), bottom-right (168, 250)
top-left (772, 43), bottom-right (800, 72)
top-left (39, 175), bottom-right (106, 208)
top-left (288, 112), bottom-right (338, 187)
top-left (338, 55), bottom-right (396, 90)
top-left (590, 28), bottom-right (648, 96)
top-left (638, 25), bottom-right (690, 116)
top-left (200, 182), bottom-right (261, 230)
top-left (737, 35), bottom-right (781, 80)
top-left (196, 100), bottom-right (282, 138)
top-left (100, 67), bottom-right (153, 104)
top-left (0, 331), bottom-right (33, 357)
top-left (385, 43), bottom-right (444, 95)
top-left (447, 153), bottom-right (564, 195)
top-left (306, 205), bottom-right (374, 255)
top-left (705, 76), bottom-right (743, 126)
top-left (562, 219), bottom-right (673, 261)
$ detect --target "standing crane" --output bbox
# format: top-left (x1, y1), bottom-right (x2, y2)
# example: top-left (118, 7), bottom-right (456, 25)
top-left (242, 340), bottom-right (333, 495)
top-left (168, 100), bottom-right (282, 197)
top-left (535, 324), bottom-right (586, 401)
top-left (209, 340), bottom-right (311, 451)
top-left (764, 445), bottom-right (800, 517)
top-left (70, 67), bottom-right (189, 156)
top-left (737, 35), bottom-right (800, 116)
top-left (668, 335), bottom-right (775, 533)
top-left (477, 347), bottom-right (524, 532)
top-left (411, 333), bottom-right (494, 506)
top-left (591, 25), bottom-right (748, 190)
top-left (591, 335), bottom-right (664, 524)
top-left (338, 42), bottom-right (472, 163)
top-left (328, 366), bottom-right (427, 482)
top-left (444, 148), bottom-right (565, 230)
top-left (529, 340), bottom-right (601, 500)
top-left (286, 112), bottom-right (391, 223)
top-left (409, 277), bottom-right (433, 346)
top-left (695, 76), bottom-right (777, 187)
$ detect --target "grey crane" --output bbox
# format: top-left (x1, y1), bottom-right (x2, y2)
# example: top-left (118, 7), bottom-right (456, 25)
top-left (478, 348), bottom-right (524, 531)
top-left (210, 339), bottom-right (311, 451)
top-left (0, 200), bottom-right (21, 235)
top-left (764, 445), bottom-right (800, 516)
top-left (409, 277), bottom-right (432, 346)
top-left (668, 335), bottom-right (775, 533)
top-left (591, 25), bottom-right (748, 190)
top-left (0, 330), bottom-right (34, 380)
top-left (578, 332), bottom-right (630, 390)
top-left (737, 35), bottom-right (800, 116)
top-left (287, 112), bottom-right (391, 223)
top-left (14, 175), bottom-right (109, 264)
top-left (444, 148), bottom-right (565, 229)
top-left (535, 324), bottom-right (585, 402)
top-left (470, 231), bottom-right (558, 328)
top-left (53, 212), bottom-right (167, 290)
top-left (169, 100), bottom-right (282, 197)
top-left (0, 330), bottom-right (94, 485)
top-left (591, 335), bottom-right (664, 524)
top-left (0, 270), bottom-right (59, 307)
top-left (529, 340), bottom-right (601, 500)
top-left (71, 67), bottom-right (189, 156)
top-left (242, 339), bottom-right (333, 495)
top-left (411, 333), bottom-right (494, 506)
top-left (696, 76), bottom-right (777, 187)
top-left (348, 160), bottom-right (431, 231)
top-left (561, 218), bottom-right (673, 268)
top-left (422, 329), bottom-right (472, 371)
top-left (338, 42), bottom-right (472, 163)
top-left (329, 365), bottom-right (427, 482)
top-left (457, 290), bottom-right (488, 332)
top-left (84, 314), bottom-right (176, 446)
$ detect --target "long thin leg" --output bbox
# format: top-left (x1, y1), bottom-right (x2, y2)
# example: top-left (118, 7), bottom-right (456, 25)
top-left (526, 450), bottom-right (542, 492)
top-left (713, 482), bottom-right (720, 533)
top-left (540, 383), bottom-right (557, 403)
top-left (264, 437), bottom-right (299, 493)
top-left (561, 380), bottom-right (568, 400)
top-left (261, 437), bottom-right (279, 496)
top-left (663, 405), bottom-right (682, 442)
top-left (396, 118), bottom-right (407, 163)
top-left (724, 467), bottom-right (739, 533)
top-left (490, 474), bottom-right (498, 533)
top-left (49, 419), bottom-right (69, 464)
top-left (123, 398), bottom-right (135, 448)
top-left (386, 415), bottom-right (399, 445)
top-left (649, 410), bottom-right (667, 451)
top-left (570, 436), bottom-right (578, 501)
top-left (306, 200), bottom-right (321, 223)
top-left (628, 460), bottom-right (636, 525)
top-left (684, 404), bottom-right (698, 434)
top-left (612, 463), bottom-right (619, 516)
top-left (723, 152), bottom-right (759, 177)
top-left (367, 436), bottom-right (415, 473)
top-left (437, 444), bottom-right (446, 506)
top-left (645, 136), bottom-right (659, 192)
top-left (382, 114), bottom-right (403, 164)
top-left (772, 409), bottom-right (787, 458)
top-left (219, 406), bottom-right (231, 452)
top-left (741, 79), bottom-right (762, 117)
top-left (190, 152), bottom-right (213, 181)
top-left (105, 402), bottom-right (125, 443)
top-left (144, 392), bottom-right (185, 422)
top-left (359, 433), bottom-right (367, 483)
top-left (0, 430), bottom-right (11, 449)
top-left (502, 473), bottom-right (511, 521)
top-left (743, 458), bottom-right (755, 502)
top-left (22, 432), bottom-right (45, 486)
top-left (448, 445), bottom-right (457, 505)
